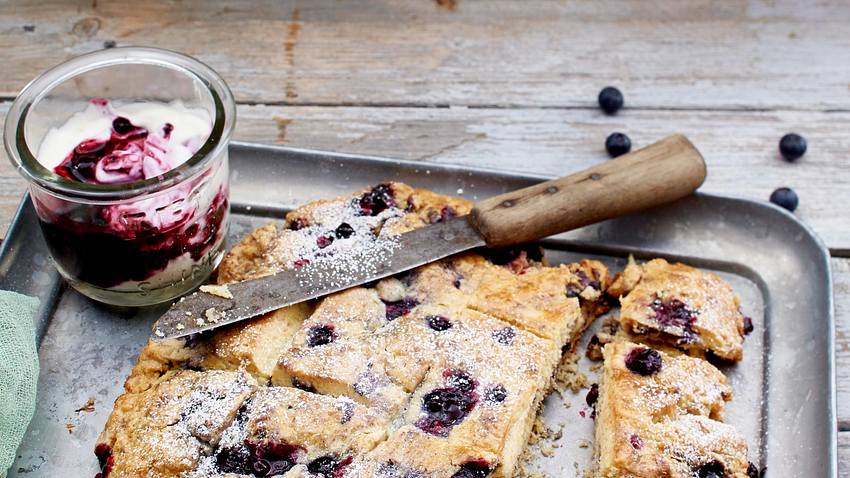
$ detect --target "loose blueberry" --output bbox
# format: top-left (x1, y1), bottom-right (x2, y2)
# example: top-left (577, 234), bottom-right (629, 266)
top-left (358, 184), bottom-right (395, 216)
top-left (451, 460), bottom-right (492, 478)
top-left (307, 324), bottom-right (336, 347)
top-left (605, 132), bottom-right (632, 158)
top-left (598, 86), bottom-right (624, 115)
top-left (769, 187), bottom-right (799, 212)
top-left (779, 133), bottom-right (807, 161)
top-left (334, 222), bottom-right (355, 239)
top-left (426, 315), bottom-right (453, 331)
top-left (695, 460), bottom-right (727, 478)
top-left (585, 383), bottom-right (599, 407)
top-left (624, 346), bottom-right (662, 375)
top-left (383, 297), bottom-right (419, 320)
top-left (492, 326), bottom-right (516, 345)
top-left (485, 385), bottom-right (508, 403)
top-left (22, 24), bottom-right (35, 32)
top-left (103, 40), bottom-right (116, 48)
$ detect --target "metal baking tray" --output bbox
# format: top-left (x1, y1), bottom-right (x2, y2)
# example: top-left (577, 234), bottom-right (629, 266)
top-left (2, 141), bottom-right (834, 477)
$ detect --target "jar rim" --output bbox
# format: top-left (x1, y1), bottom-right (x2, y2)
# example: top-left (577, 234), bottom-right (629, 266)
top-left (3, 47), bottom-right (236, 201)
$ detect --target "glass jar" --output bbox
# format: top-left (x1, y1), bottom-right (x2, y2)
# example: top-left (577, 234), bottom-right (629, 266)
top-left (3, 47), bottom-right (235, 306)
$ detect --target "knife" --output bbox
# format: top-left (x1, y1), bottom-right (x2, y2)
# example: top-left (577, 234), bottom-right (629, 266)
top-left (152, 134), bottom-right (706, 340)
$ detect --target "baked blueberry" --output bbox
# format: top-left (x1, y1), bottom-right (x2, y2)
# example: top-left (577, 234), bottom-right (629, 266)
top-left (779, 133), bottom-right (807, 161)
top-left (492, 326), bottom-right (516, 345)
top-left (358, 183), bottom-right (395, 216)
top-left (288, 217), bottom-right (309, 231)
top-left (624, 346), bottom-right (662, 375)
top-left (426, 315), bottom-right (453, 331)
top-left (383, 297), bottom-right (419, 320)
top-left (585, 383), bottom-right (599, 406)
top-left (334, 222), bottom-right (355, 239)
top-left (485, 385), bottom-right (508, 403)
top-left (417, 387), bottom-right (477, 436)
top-left (307, 324), bottom-right (336, 347)
top-left (769, 187), bottom-right (799, 212)
top-left (307, 455), bottom-right (353, 477)
top-left (598, 86), bottom-right (624, 115)
top-left (650, 298), bottom-right (698, 342)
top-left (605, 132), bottom-right (632, 158)
top-left (94, 444), bottom-right (114, 478)
top-left (742, 316), bottom-right (754, 335)
top-left (629, 434), bottom-right (643, 450)
top-left (746, 462), bottom-right (761, 478)
top-left (451, 460), bottom-right (492, 478)
top-left (695, 460), bottom-right (727, 478)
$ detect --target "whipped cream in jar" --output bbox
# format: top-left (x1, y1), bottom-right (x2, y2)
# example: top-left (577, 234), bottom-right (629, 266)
top-left (4, 48), bottom-right (236, 306)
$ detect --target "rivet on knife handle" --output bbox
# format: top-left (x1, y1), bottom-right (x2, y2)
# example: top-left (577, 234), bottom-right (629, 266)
top-left (469, 134), bottom-right (706, 248)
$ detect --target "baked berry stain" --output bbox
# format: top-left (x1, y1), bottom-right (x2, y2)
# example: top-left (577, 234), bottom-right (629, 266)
top-left (358, 184), bottom-right (395, 216)
top-left (426, 315), bottom-right (453, 331)
top-left (484, 385), bottom-right (507, 403)
top-left (383, 297), bottom-right (418, 320)
top-left (306, 324), bottom-right (336, 347)
top-left (307, 454), bottom-right (353, 478)
top-left (585, 383), bottom-right (599, 406)
top-left (288, 217), bottom-right (309, 231)
top-left (216, 440), bottom-right (301, 477)
top-left (451, 459), bottom-right (492, 478)
top-left (427, 206), bottom-right (457, 224)
top-left (624, 346), bottom-right (662, 375)
top-left (695, 460), bottom-right (728, 478)
top-left (316, 235), bottom-right (334, 249)
top-left (629, 434), bottom-right (643, 450)
top-left (416, 370), bottom-right (478, 436)
top-left (650, 298), bottom-right (698, 343)
top-left (94, 443), bottom-right (113, 478)
top-left (492, 326), bottom-right (515, 345)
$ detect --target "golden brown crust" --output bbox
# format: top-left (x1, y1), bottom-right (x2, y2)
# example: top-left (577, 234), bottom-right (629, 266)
top-left (100, 182), bottom-right (612, 478)
top-left (614, 258), bottom-right (746, 361)
top-left (594, 341), bottom-right (748, 478)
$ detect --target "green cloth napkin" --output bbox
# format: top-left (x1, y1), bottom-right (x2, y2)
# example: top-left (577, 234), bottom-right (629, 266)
top-left (0, 291), bottom-right (39, 478)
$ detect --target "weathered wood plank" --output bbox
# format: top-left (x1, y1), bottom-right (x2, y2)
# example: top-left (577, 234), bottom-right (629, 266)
top-left (0, 103), bottom-right (848, 249)
top-left (1, 0), bottom-right (850, 109)
top-left (841, 432), bottom-right (850, 478)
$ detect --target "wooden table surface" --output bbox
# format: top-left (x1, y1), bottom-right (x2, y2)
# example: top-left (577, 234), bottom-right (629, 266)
top-left (1, 0), bottom-right (848, 473)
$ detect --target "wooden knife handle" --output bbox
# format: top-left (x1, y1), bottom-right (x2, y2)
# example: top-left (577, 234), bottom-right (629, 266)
top-left (469, 134), bottom-right (706, 248)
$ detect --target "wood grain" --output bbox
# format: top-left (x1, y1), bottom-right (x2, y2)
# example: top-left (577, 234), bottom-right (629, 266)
top-left (471, 135), bottom-right (706, 247)
top-left (1, 103), bottom-right (848, 249)
top-left (1, 1), bottom-right (850, 109)
top-left (841, 431), bottom-right (849, 478)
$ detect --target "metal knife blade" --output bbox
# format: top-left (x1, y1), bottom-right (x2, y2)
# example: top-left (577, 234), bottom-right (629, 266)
top-left (151, 215), bottom-right (485, 340)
